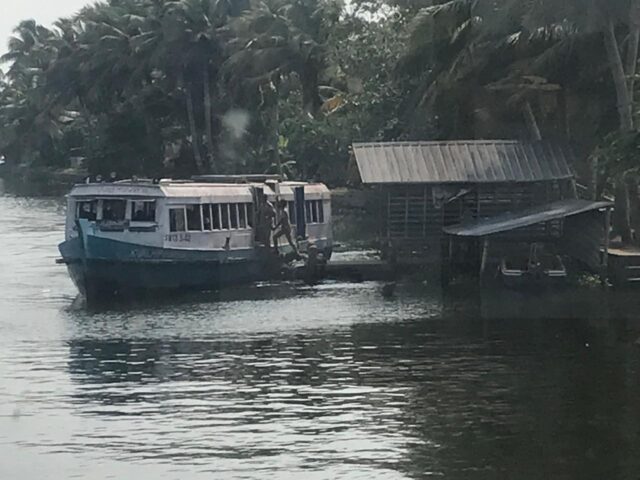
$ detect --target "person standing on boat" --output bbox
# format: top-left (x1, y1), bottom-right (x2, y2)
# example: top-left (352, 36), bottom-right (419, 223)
top-left (273, 199), bottom-right (298, 255)
top-left (257, 195), bottom-right (276, 248)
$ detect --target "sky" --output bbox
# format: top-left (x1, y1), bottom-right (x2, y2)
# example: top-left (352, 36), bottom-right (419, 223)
top-left (1, 0), bottom-right (90, 55)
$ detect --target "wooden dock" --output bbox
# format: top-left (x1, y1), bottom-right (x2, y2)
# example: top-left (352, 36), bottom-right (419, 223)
top-left (287, 258), bottom-right (395, 282)
top-left (324, 259), bottom-right (394, 281)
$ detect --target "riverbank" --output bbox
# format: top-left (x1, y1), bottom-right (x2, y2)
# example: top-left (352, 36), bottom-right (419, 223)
top-left (0, 165), bottom-right (87, 197)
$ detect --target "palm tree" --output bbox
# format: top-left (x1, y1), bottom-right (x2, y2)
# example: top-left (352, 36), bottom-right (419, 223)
top-left (0, 20), bottom-right (68, 167)
top-left (224, 0), bottom-right (333, 117)
top-left (130, 0), bottom-right (234, 172)
top-left (1, 20), bottom-right (57, 81)
top-left (223, 0), bottom-right (337, 175)
top-left (165, 0), bottom-right (228, 172)
top-left (525, 0), bottom-right (640, 240)
top-left (402, 0), bottom-right (640, 241)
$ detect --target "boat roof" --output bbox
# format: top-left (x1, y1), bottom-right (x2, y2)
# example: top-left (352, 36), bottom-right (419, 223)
top-left (68, 179), bottom-right (330, 199)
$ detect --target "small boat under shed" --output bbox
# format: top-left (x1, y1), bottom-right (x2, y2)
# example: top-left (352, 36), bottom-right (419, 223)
top-left (351, 140), bottom-right (613, 285)
top-left (443, 198), bottom-right (612, 285)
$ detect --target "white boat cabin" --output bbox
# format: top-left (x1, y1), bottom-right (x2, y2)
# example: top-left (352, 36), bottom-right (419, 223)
top-left (65, 179), bottom-right (333, 252)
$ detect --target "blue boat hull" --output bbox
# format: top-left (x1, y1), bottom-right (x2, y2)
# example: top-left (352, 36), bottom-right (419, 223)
top-left (65, 258), bottom-right (264, 299)
top-left (59, 234), bottom-right (276, 301)
top-left (59, 216), bottom-right (332, 302)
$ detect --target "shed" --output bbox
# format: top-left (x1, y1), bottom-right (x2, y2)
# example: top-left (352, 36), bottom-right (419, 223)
top-left (352, 140), bottom-right (582, 264)
top-left (444, 199), bottom-right (613, 274)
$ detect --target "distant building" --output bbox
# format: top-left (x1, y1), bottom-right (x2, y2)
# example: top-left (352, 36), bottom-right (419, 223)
top-left (69, 157), bottom-right (86, 170)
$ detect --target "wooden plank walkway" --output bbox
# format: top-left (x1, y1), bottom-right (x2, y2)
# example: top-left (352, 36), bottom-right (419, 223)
top-left (324, 259), bottom-right (394, 281)
top-left (286, 258), bottom-right (395, 283)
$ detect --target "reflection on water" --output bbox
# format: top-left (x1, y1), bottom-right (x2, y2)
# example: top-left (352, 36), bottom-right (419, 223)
top-left (1, 195), bottom-right (640, 480)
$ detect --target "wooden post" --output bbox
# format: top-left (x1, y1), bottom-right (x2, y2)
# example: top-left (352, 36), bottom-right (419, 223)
top-left (523, 101), bottom-right (543, 141)
top-left (602, 207), bottom-right (612, 285)
top-left (387, 190), bottom-right (391, 245)
top-left (423, 187), bottom-right (428, 238)
top-left (404, 194), bottom-right (409, 239)
top-left (480, 237), bottom-right (489, 285)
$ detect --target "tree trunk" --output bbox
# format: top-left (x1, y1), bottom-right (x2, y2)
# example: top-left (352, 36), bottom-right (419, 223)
top-left (626, 30), bottom-right (640, 103)
top-left (203, 66), bottom-right (216, 172)
top-left (615, 178), bottom-right (633, 243)
top-left (273, 101), bottom-right (283, 178)
top-left (590, 154), bottom-right (599, 201)
top-left (627, 0), bottom-right (640, 105)
top-left (523, 101), bottom-right (542, 141)
top-left (604, 18), bottom-right (634, 132)
top-left (561, 88), bottom-right (572, 140)
top-left (627, 13), bottom-right (640, 243)
top-left (185, 85), bottom-right (204, 172)
top-left (604, 18), bottom-right (635, 242)
top-left (144, 114), bottom-right (164, 175)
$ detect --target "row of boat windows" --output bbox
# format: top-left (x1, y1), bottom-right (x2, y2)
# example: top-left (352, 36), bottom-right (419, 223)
top-left (76, 199), bottom-right (326, 230)
top-left (171, 201), bottom-right (326, 232)
top-left (77, 200), bottom-right (156, 222)
top-left (287, 200), bottom-right (325, 225)
top-left (170, 204), bottom-right (253, 232)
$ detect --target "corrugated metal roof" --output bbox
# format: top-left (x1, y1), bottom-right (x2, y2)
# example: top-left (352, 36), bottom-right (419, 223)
top-left (353, 141), bottom-right (575, 184)
top-left (443, 199), bottom-right (612, 237)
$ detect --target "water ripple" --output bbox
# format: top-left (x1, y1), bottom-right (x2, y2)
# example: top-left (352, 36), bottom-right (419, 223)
top-left (2, 196), bottom-right (640, 480)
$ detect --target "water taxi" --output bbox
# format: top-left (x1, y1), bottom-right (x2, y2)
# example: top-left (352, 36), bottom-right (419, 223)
top-left (58, 175), bottom-right (333, 301)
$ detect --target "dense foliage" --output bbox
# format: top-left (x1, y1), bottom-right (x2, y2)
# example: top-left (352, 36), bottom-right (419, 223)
top-left (1, 0), bottom-right (640, 198)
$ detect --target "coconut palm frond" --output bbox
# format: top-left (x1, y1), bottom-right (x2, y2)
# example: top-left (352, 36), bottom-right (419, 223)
top-left (450, 16), bottom-right (483, 45)
top-left (408, 0), bottom-right (477, 45)
top-left (418, 0), bottom-right (478, 19)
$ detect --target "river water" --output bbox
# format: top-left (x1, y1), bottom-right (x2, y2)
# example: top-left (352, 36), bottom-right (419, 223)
top-left (1, 192), bottom-right (640, 480)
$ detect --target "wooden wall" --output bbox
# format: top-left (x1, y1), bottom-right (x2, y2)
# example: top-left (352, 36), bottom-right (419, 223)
top-left (560, 210), bottom-right (606, 272)
top-left (384, 180), bottom-right (575, 263)
top-left (387, 186), bottom-right (443, 262)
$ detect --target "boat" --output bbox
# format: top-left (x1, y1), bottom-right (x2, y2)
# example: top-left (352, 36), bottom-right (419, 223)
top-left (57, 175), bottom-right (333, 301)
top-left (499, 243), bottom-right (567, 289)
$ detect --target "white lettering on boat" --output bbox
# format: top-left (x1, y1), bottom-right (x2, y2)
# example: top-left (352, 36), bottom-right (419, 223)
top-left (164, 233), bottom-right (192, 243)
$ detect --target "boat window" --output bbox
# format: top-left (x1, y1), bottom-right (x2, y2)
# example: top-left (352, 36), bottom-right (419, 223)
top-left (221, 204), bottom-right (230, 229)
top-left (76, 200), bottom-right (98, 221)
top-left (169, 208), bottom-right (186, 232)
top-left (247, 203), bottom-right (254, 228)
top-left (203, 204), bottom-right (213, 231)
top-left (186, 204), bottom-right (202, 231)
top-left (102, 199), bottom-right (126, 221)
top-left (230, 204), bottom-right (239, 229)
top-left (204, 203), bottom-right (252, 230)
top-left (304, 200), bottom-right (324, 224)
top-left (305, 200), bottom-right (312, 224)
top-left (211, 204), bottom-right (221, 230)
top-left (238, 204), bottom-right (247, 229)
top-left (131, 200), bottom-right (156, 222)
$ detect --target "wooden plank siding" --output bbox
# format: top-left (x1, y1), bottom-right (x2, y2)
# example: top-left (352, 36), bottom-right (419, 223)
top-left (387, 186), bottom-right (443, 261)
top-left (384, 180), bottom-right (575, 264)
top-left (561, 210), bottom-right (607, 272)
